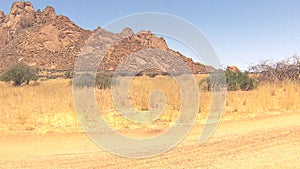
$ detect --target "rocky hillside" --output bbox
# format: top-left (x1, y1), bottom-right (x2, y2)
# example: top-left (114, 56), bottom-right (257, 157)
top-left (0, 2), bottom-right (91, 72)
top-left (0, 1), bottom-right (213, 75)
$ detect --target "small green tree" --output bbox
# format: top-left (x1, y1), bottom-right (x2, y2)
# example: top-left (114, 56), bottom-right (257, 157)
top-left (0, 63), bottom-right (38, 86)
top-left (199, 70), bottom-right (257, 91)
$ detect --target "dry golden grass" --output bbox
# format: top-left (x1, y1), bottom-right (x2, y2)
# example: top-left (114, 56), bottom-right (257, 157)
top-left (222, 80), bottom-right (300, 120)
top-left (0, 79), bottom-right (80, 135)
top-left (0, 75), bottom-right (299, 135)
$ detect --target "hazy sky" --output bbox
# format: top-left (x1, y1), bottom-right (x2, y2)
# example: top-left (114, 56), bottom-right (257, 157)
top-left (1, 0), bottom-right (300, 70)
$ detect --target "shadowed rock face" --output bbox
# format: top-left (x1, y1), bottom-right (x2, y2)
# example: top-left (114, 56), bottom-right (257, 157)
top-left (0, 10), bottom-right (5, 20)
top-left (0, 1), bottom-right (213, 74)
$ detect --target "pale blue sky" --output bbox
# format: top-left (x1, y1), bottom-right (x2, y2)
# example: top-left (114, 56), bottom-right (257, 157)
top-left (1, 0), bottom-right (300, 70)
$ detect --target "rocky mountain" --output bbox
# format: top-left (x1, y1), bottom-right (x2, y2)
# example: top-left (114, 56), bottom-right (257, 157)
top-left (0, 2), bottom-right (91, 73)
top-left (0, 1), bottom-right (213, 75)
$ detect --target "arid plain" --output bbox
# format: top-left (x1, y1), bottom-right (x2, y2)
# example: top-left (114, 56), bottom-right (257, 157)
top-left (0, 75), bottom-right (300, 168)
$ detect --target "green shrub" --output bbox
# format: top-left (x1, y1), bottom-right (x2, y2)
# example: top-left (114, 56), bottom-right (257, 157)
top-left (72, 74), bottom-right (117, 89)
top-left (199, 70), bottom-right (256, 91)
top-left (95, 75), bottom-right (113, 90)
top-left (225, 71), bottom-right (256, 91)
top-left (72, 73), bottom-right (94, 88)
top-left (0, 63), bottom-right (38, 86)
top-left (64, 71), bottom-right (74, 79)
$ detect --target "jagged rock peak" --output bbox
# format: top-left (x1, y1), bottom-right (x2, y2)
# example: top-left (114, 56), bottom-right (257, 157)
top-left (10, 1), bottom-right (34, 16)
top-left (132, 30), bottom-right (169, 50)
top-left (118, 27), bottom-right (134, 38)
top-left (8, 2), bottom-right (57, 22)
top-left (94, 26), bottom-right (104, 32)
top-left (0, 10), bottom-right (5, 19)
top-left (137, 30), bottom-right (152, 35)
top-left (5, 1), bottom-right (35, 30)
top-left (42, 6), bottom-right (56, 17)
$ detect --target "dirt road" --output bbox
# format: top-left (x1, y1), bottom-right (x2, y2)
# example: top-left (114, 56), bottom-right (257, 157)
top-left (1, 113), bottom-right (300, 168)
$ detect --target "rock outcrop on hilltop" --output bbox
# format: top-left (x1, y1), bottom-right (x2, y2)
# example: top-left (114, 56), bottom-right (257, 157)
top-left (0, 2), bottom-right (91, 72)
top-left (0, 1), bottom-right (214, 75)
top-left (226, 66), bottom-right (241, 73)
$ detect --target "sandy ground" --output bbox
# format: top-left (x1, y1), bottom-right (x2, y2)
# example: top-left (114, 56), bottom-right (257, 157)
top-left (0, 113), bottom-right (300, 169)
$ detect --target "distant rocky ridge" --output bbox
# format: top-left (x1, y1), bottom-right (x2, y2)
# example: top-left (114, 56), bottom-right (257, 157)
top-left (0, 1), bottom-right (214, 76)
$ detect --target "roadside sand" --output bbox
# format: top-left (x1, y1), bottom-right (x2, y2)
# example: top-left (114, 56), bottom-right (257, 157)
top-left (0, 113), bottom-right (299, 168)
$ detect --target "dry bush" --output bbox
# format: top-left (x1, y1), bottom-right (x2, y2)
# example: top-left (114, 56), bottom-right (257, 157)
top-left (250, 55), bottom-right (300, 83)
